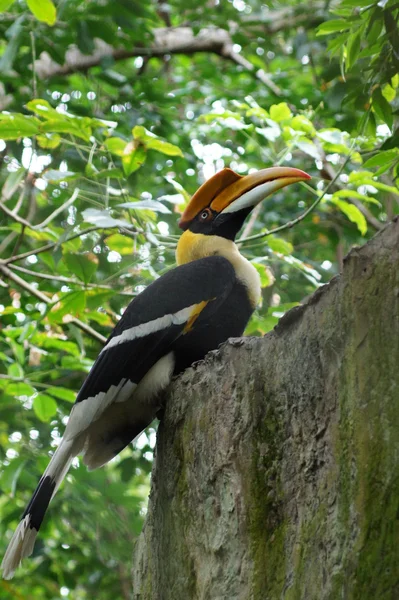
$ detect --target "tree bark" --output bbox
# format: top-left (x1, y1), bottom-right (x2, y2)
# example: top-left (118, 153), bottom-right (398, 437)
top-left (133, 217), bottom-right (399, 600)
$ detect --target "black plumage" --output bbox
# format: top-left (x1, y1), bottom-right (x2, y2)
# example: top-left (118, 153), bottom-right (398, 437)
top-left (2, 165), bottom-right (310, 579)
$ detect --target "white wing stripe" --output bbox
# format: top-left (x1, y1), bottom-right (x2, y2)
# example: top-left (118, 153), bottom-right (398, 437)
top-left (65, 379), bottom-right (137, 439)
top-left (101, 303), bottom-right (197, 353)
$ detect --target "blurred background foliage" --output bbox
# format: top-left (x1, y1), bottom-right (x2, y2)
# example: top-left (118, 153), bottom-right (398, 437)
top-left (0, 0), bottom-right (398, 597)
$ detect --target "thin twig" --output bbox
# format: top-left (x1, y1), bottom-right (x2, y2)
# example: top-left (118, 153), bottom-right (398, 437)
top-left (8, 263), bottom-right (135, 296)
top-left (314, 139), bottom-right (383, 231)
top-left (238, 145), bottom-right (356, 244)
top-left (30, 30), bottom-right (38, 98)
top-left (35, 188), bottom-right (79, 229)
top-left (0, 262), bottom-right (106, 344)
top-left (3, 226), bottom-right (109, 264)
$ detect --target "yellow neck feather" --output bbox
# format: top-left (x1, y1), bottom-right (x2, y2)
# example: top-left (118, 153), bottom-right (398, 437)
top-left (176, 231), bottom-right (261, 308)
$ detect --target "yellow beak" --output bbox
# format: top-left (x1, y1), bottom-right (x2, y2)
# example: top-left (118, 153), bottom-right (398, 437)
top-left (179, 167), bottom-right (311, 229)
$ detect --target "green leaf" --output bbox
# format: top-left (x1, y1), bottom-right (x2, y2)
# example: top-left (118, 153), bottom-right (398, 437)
top-left (26, 99), bottom-right (59, 119)
top-left (346, 29), bottom-right (361, 70)
top-left (77, 20), bottom-right (95, 54)
top-left (122, 145), bottom-right (147, 176)
top-left (382, 84), bottom-right (395, 103)
top-left (0, 0), bottom-right (15, 12)
top-left (41, 119), bottom-right (92, 141)
top-left (36, 133), bottom-right (61, 149)
top-left (33, 394), bottom-right (58, 421)
top-left (333, 189), bottom-right (381, 207)
top-left (363, 150), bottom-right (399, 169)
top-left (331, 199), bottom-right (367, 235)
top-left (26, 0), bottom-right (56, 26)
top-left (362, 181), bottom-right (399, 196)
top-left (316, 20), bottom-right (351, 35)
top-left (33, 334), bottom-right (80, 356)
top-left (117, 200), bottom-right (171, 214)
top-left (132, 125), bottom-right (149, 141)
top-left (372, 87), bottom-right (393, 130)
top-left (46, 387), bottom-right (76, 403)
top-left (145, 138), bottom-right (183, 157)
top-left (7, 382), bottom-right (36, 396)
top-left (295, 140), bottom-right (322, 160)
top-left (269, 103), bottom-right (292, 122)
top-left (2, 167), bottom-right (25, 200)
top-left (290, 116), bottom-right (316, 136)
top-left (8, 363), bottom-right (23, 378)
top-left (105, 137), bottom-right (127, 156)
top-left (132, 126), bottom-right (183, 157)
top-left (267, 237), bottom-right (294, 256)
top-left (48, 291), bottom-right (86, 323)
top-left (92, 167), bottom-right (124, 180)
top-left (43, 169), bottom-right (77, 182)
top-left (105, 233), bottom-right (134, 255)
top-left (0, 114), bottom-right (40, 139)
top-left (81, 208), bottom-right (132, 229)
top-left (63, 252), bottom-right (98, 284)
top-left (0, 15), bottom-right (24, 72)
top-left (252, 263), bottom-right (274, 288)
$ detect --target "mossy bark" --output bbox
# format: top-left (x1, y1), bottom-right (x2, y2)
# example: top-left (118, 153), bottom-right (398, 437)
top-left (133, 218), bottom-right (399, 600)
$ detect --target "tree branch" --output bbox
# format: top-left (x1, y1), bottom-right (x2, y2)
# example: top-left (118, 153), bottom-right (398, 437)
top-left (34, 27), bottom-right (281, 94)
top-left (0, 261), bottom-right (106, 345)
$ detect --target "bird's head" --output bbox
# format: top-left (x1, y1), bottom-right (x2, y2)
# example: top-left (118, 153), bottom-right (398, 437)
top-left (176, 166), bottom-right (310, 265)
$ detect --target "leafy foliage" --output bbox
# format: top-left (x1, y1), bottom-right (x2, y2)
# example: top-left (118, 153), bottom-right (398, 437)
top-left (0, 0), bottom-right (398, 597)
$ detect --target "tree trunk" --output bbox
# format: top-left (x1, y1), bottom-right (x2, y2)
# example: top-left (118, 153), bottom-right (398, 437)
top-left (132, 218), bottom-right (399, 600)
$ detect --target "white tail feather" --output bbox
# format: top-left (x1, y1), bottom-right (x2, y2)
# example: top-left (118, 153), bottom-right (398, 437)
top-left (1, 436), bottom-right (83, 580)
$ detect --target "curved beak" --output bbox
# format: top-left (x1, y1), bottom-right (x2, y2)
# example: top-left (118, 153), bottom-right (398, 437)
top-left (179, 167), bottom-right (311, 229)
top-left (211, 167), bottom-right (311, 216)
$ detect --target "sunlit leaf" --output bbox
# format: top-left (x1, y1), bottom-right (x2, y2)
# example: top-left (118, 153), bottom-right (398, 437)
top-left (81, 208), bottom-right (132, 228)
top-left (36, 133), bottom-right (62, 149)
top-left (105, 233), bottom-right (134, 255)
top-left (26, 0), bottom-right (56, 26)
top-left (117, 200), bottom-right (171, 214)
top-left (269, 103), bottom-right (292, 122)
top-left (267, 237), bottom-right (294, 256)
top-left (122, 144), bottom-right (147, 176)
top-left (331, 198), bottom-right (367, 235)
top-left (48, 291), bottom-right (87, 323)
top-left (43, 169), bottom-right (77, 182)
top-left (26, 99), bottom-right (60, 118)
top-left (33, 394), bottom-right (58, 421)
top-left (333, 189), bottom-right (381, 206)
top-left (6, 382), bottom-right (36, 396)
top-left (132, 126), bottom-right (183, 157)
top-left (295, 140), bottom-right (322, 160)
top-left (41, 119), bottom-right (92, 141)
top-left (252, 263), bottom-right (274, 287)
top-left (105, 137), bottom-right (127, 156)
top-left (0, 114), bottom-right (40, 139)
top-left (0, 0), bottom-right (15, 11)
top-left (316, 20), bottom-right (351, 35)
top-left (46, 387), bottom-right (76, 403)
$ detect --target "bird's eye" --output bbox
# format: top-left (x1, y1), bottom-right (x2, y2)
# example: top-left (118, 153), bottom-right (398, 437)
top-left (200, 209), bottom-right (212, 221)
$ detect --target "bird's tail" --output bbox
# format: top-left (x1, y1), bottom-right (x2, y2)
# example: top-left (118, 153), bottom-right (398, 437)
top-left (1, 436), bottom-right (82, 580)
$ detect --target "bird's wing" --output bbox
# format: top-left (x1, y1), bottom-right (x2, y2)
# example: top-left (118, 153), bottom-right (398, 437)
top-left (64, 255), bottom-right (236, 441)
top-left (1, 255), bottom-right (236, 580)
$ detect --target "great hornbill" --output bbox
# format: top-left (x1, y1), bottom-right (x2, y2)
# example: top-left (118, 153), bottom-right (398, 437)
top-left (1, 165), bottom-right (310, 579)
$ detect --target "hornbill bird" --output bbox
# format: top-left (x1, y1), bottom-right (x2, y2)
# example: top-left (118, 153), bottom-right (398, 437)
top-left (1, 165), bottom-right (310, 579)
